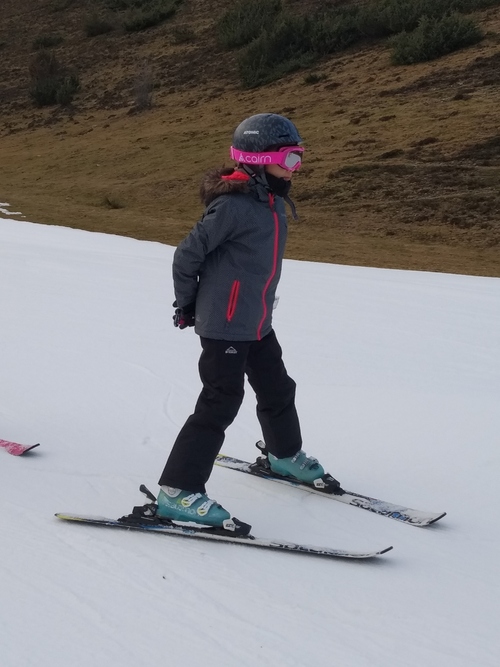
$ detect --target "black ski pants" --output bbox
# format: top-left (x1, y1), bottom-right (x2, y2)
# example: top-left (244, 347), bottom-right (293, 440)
top-left (158, 330), bottom-right (302, 493)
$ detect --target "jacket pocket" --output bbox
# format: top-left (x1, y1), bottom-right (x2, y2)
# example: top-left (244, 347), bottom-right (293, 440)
top-left (226, 280), bottom-right (241, 322)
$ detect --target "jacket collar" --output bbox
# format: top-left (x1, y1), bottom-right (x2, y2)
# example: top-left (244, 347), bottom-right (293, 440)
top-left (199, 167), bottom-right (299, 218)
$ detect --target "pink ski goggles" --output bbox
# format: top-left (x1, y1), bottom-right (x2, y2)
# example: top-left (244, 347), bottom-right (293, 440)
top-left (230, 145), bottom-right (304, 172)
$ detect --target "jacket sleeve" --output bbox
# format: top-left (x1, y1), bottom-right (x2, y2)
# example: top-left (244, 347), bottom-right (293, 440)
top-left (172, 197), bottom-right (236, 308)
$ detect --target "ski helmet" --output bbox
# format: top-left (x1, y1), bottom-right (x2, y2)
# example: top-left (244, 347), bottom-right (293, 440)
top-left (232, 113), bottom-right (302, 152)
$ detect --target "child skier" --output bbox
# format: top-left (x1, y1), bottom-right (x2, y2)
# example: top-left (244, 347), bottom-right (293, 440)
top-left (156, 113), bottom-right (341, 533)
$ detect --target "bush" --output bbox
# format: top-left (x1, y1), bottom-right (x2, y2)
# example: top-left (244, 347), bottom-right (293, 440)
top-left (29, 50), bottom-right (79, 107)
top-left (308, 9), bottom-right (360, 55)
top-left (133, 63), bottom-right (154, 110)
top-left (104, 0), bottom-right (157, 9)
top-left (122, 0), bottom-right (181, 32)
top-left (216, 0), bottom-right (282, 50)
top-left (357, 0), bottom-right (500, 37)
top-left (29, 50), bottom-right (60, 105)
top-left (237, 10), bottom-right (360, 88)
top-left (233, 0), bottom-right (499, 87)
top-left (238, 16), bottom-right (313, 88)
top-left (84, 14), bottom-right (115, 37)
top-left (32, 34), bottom-right (64, 50)
top-left (56, 74), bottom-right (80, 105)
top-left (390, 13), bottom-right (483, 64)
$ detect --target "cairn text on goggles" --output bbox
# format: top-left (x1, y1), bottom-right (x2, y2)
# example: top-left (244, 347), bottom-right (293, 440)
top-left (230, 146), bottom-right (304, 172)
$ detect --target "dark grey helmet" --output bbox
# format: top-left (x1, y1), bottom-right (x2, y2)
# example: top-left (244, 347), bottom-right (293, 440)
top-left (232, 113), bottom-right (302, 152)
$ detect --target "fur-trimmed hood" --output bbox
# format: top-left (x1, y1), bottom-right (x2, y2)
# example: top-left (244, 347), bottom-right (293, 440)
top-left (199, 166), bottom-right (298, 219)
top-left (199, 168), bottom-right (251, 206)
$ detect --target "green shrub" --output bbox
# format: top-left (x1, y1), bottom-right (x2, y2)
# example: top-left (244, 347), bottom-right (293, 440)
top-left (29, 50), bottom-right (60, 105)
top-left (104, 0), bottom-right (132, 8)
top-left (85, 14), bottom-right (115, 37)
top-left (29, 50), bottom-right (79, 107)
top-left (308, 9), bottom-right (360, 55)
top-left (101, 0), bottom-right (182, 31)
top-left (233, 0), bottom-right (499, 87)
top-left (216, 0), bottom-right (282, 50)
top-left (357, 0), bottom-right (500, 37)
top-left (104, 0), bottom-right (156, 9)
top-left (358, 1), bottom-right (436, 37)
top-left (32, 34), bottom-right (64, 50)
top-left (122, 0), bottom-right (181, 32)
top-left (237, 16), bottom-right (313, 88)
top-left (55, 74), bottom-right (80, 105)
top-left (237, 10), bottom-right (360, 88)
top-left (133, 63), bottom-right (154, 110)
top-left (390, 13), bottom-right (483, 64)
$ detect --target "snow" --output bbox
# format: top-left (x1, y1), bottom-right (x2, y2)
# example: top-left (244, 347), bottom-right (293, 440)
top-left (0, 202), bottom-right (24, 216)
top-left (1, 215), bottom-right (499, 667)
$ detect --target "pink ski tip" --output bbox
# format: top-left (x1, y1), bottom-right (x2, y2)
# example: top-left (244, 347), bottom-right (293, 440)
top-left (0, 439), bottom-right (40, 456)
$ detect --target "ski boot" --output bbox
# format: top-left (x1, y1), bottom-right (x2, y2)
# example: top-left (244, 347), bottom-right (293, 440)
top-left (156, 487), bottom-right (232, 526)
top-left (118, 485), bottom-right (251, 536)
top-left (253, 441), bottom-right (344, 495)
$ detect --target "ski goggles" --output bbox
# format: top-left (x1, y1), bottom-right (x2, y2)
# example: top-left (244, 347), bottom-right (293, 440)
top-left (230, 145), bottom-right (304, 172)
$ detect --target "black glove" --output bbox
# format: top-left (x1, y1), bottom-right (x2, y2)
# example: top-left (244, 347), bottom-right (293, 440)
top-left (173, 301), bottom-right (196, 329)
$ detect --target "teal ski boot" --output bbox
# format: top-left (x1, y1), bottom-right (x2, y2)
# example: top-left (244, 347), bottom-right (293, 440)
top-left (255, 441), bottom-right (344, 495)
top-left (117, 484), bottom-right (251, 535)
top-left (268, 450), bottom-right (325, 485)
top-left (157, 487), bottom-right (232, 527)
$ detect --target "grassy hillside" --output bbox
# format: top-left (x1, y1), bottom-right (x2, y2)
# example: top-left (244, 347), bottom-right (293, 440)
top-left (1, 0), bottom-right (500, 276)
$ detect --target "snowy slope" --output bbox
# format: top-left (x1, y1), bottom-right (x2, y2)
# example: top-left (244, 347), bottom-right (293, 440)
top-left (1, 215), bottom-right (499, 667)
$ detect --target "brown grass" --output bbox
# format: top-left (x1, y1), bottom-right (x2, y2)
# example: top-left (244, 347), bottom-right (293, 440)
top-left (1, 0), bottom-right (500, 277)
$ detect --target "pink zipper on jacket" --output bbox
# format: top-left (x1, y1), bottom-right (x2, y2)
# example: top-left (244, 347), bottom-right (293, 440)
top-left (226, 280), bottom-right (241, 322)
top-left (257, 193), bottom-right (279, 340)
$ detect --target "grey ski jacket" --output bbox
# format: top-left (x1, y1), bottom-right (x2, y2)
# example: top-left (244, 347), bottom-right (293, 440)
top-left (172, 168), bottom-right (290, 341)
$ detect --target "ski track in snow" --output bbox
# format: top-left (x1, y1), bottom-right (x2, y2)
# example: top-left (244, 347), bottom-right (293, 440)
top-left (1, 216), bottom-right (500, 667)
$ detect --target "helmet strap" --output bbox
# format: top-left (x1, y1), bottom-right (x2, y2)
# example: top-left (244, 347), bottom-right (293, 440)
top-left (240, 165), bottom-right (299, 220)
top-left (241, 164), bottom-right (267, 186)
top-left (264, 172), bottom-right (291, 198)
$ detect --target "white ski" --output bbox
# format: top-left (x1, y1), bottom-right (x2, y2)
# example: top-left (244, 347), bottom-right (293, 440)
top-left (55, 513), bottom-right (393, 560)
top-left (215, 453), bottom-right (446, 527)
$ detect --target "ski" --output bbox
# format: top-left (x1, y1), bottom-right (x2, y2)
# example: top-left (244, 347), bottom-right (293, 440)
top-left (215, 451), bottom-right (446, 527)
top-left (55, 512), bottom-right (393, 560)
top-left (0, 439), bottom-right (40, 456)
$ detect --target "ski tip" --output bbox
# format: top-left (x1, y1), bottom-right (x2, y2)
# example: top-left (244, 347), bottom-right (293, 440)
top-left (379, 545), bottom-right (394, 555)
top-left (425, 512), bottom-right (447, 526)
top-left (55, 513), bottom-right (76, 522)
top-left (22, 443), bottom-right (41, 454)
top-left (0, 441), bottom-right (40, 456)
